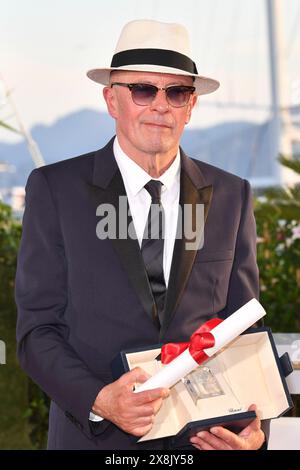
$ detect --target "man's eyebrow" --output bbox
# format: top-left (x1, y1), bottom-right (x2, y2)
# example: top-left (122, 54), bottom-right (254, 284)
top-left (164, 82), bottom-right (193, 86)
top-left (128, 80), bottom-right (193, 86)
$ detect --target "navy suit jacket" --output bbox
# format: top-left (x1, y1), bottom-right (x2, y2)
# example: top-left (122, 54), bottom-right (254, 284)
top-left (15, 137), bottom-right (262, 450)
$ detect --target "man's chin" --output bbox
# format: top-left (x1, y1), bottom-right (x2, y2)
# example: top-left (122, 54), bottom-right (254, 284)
top-left (140, 139), bottom-right (174, 155)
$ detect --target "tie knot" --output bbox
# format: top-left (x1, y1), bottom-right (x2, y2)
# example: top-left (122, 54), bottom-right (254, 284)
top-left (144, 180), bottom-right (162, 204)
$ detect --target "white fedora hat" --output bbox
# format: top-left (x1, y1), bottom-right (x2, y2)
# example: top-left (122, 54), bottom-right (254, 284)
top-left (87, 19), bottom-right (220, 96)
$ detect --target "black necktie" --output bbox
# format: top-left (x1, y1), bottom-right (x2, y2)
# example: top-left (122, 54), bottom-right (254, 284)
top-left (141, 180), bottom-right (166, 327)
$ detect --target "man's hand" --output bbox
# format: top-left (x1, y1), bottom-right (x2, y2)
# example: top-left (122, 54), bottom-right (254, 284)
top-left (92, 367), bottom-right (169, 437)
top-left (190, 404), bottom-right (265, 450)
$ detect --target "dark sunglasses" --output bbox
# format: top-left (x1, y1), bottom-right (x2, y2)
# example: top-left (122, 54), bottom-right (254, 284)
top-left (111, 82), bottom-right (196, 108)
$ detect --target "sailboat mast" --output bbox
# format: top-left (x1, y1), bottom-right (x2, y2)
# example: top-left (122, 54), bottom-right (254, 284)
top-left (266, 0), bottom-right (300, 185)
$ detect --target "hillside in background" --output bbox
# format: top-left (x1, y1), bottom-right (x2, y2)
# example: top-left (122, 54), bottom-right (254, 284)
top-left (0, 108), bottom-right (277, 189)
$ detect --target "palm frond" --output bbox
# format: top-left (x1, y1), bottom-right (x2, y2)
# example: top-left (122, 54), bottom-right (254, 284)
top-left (279, 154), bottom-right (300, 175)
top-left (263, 186), bottom-right (291, 201)
top-left (0, 120), bottom-right (20, 134)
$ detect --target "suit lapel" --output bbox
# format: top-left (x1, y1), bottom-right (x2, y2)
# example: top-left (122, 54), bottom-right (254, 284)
top-left (159, 150), bottom-right (213, 338)
top-left (90, 139), bottom-right (213, 334)
top-left (90, 138), bottom-right (156, 326)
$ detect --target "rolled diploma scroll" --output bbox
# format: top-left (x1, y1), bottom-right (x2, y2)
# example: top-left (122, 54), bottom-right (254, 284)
top-left (136, 298), bottom-right (266, 392)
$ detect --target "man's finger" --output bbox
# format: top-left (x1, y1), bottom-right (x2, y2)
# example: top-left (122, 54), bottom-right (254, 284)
top-left (238, 404), bottom-right (261, 438)
top-left (131, 415), bottom-right (154, 427)
top-left (130, 423), bottom-right (153, 437)
top-left (134, 387), bottom-right (169, 405)
top-left (128, 404), bottom-right (156, 418)
top-left (191, 437), bottom-right (216, 451)
top-left (192, 431), bottom-right (233, 450)
top-left (119, 367), bottom-right (150, 387)
top-left (246, 404), bottom-right (261, 431)
top-left (149, 397), bottom-right (164, 414)
top-left (209, 426), bottom-right (244, 448)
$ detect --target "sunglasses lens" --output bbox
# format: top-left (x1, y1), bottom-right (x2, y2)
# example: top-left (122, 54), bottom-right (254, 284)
top-left (166, 87), bottom-right (192, 107)
top-left (131, 84), bottom-right (157, 105)
top-left (128, 84), bottom-right (194, 107)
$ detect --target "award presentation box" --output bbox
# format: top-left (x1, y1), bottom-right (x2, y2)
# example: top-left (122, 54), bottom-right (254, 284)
top-left (111, 327), bottom-right (293, 445)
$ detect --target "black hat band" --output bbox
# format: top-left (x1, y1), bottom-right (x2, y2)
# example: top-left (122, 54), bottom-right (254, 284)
top-left (111, 48), bottom-right (198, 75)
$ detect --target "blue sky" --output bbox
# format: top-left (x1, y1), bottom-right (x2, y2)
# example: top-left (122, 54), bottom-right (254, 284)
top-left (1, 0), bottom-right (300, 142)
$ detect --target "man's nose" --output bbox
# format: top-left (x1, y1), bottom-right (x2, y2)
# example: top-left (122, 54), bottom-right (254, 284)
top-left (149, 89), bottom-right (169, 112)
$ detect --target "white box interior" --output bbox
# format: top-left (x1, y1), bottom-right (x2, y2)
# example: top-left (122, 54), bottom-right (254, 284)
top-left (125, 332), bottom-right (289, 441)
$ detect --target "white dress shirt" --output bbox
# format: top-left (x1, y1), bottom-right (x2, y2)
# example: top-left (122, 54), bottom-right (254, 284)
top-left (89, 136), bottom-right (181, 422)
top-left (113, 136), bottom-right (180, 286)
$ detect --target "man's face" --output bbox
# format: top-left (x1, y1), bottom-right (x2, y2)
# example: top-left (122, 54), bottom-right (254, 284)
top-left (103, 71), bottom-right (197, 157)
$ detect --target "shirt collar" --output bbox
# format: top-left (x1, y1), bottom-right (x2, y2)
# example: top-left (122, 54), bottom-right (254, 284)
top-left (113, 136), bottom-right (180, 197)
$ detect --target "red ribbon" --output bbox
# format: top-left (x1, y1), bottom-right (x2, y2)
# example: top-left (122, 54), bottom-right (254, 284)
top-left (161, 318), bottom-right (223, 365)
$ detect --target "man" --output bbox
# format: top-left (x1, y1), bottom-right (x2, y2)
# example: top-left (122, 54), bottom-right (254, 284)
top-left (15, 19), bottom-right (267, 450)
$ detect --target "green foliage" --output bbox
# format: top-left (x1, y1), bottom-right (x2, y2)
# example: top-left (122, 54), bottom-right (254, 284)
top-left (0, 203), bottom-right (21, 308)
top-left (0, 202), bottom-right (33, 449)
top-left (254, 155), bottom-right (300, 417)
top-left (0, 120), bottom-right (19, 134)
top-left (255, 212), bottom-right (300, 331)
top-left (25, 382), bottom-right (49, 449)
top-left (0, 201), bottom-right (48, 449)
top-left (279, 154), bottom-right (300, 176)
top-left (254, 155), bottom-right (300, 333)
top-left (0, 91), bottom-right (21, 134)
top-left (257, 155), bottom-right (300, 221)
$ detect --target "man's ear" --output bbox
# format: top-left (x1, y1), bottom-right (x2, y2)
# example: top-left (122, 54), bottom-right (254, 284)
top-left (103, 86), bottom-right (118, 119)
top-left (185, 94), bottom-right (198, 124)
